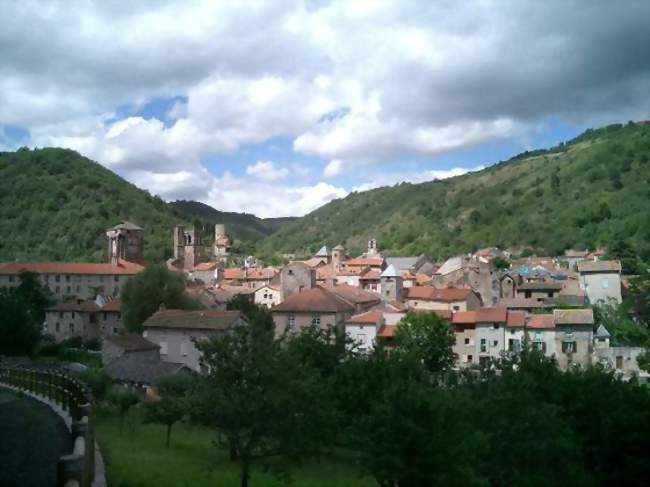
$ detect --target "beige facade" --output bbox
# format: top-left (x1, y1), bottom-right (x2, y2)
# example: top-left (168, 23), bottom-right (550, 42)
top-left (254, 285), bottom-right (282, 308)
top-left (272, 310), bottom-right (349, 336)
top-left (453, 324), bottom-right (476, 365)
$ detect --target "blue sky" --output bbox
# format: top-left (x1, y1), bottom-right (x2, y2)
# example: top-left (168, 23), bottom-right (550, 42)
top-left (1, 1), bottom-right (648, 217)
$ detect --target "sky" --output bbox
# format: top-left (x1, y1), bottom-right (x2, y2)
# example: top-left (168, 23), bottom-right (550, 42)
top-left (0, 1), bottom-right (648, 218)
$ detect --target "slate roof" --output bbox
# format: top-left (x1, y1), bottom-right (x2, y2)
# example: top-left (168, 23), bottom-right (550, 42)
top-left (595, 324), bottom-right (611, 338)
top-left (380, 264), bottom-right (399, 278)
top-left (104, 355), bottom-right (189, 385)
top-left (553, 308), bottom-right (594, 325)
top-left (105, 334), bottom-right (159, 352)
top-left (315, 246), bottom-right (329, 257)
top-left (577, 260), bottom-right (621, 273)
top-left (142, 309), bottom-right (244, 330)
top-left (112, 221), bottom-right (143, 231)
top-left (385, 257), bottom-right (419, 272)
top-left (272, 287), bottom-right (354, 313)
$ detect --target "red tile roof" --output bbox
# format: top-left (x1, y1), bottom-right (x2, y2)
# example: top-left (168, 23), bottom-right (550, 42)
top-left (359, 269), bottom-right (381, 280)
top-left (527, 314), bottom-right (555, 329)
top-left (377, 325), bottom-right (396, 338)
top-left (223, 268), bottom-right (244, 280)
top-left (345, 258), bottom-right (384, 267)
top-left (101, 299), bottom-right (122, 312)
top-left (143, 309), bottom-right (244, 330)
top-left (192, 262), bottom-right (219, 271)
top-left (347, 310), bottom-right (384, 325)
top-left (475, 307), bottom-right (508, 323)
top-left (0, 259), bottom-right (144, 276)
top-left (405, 286), bottom-right (473, 302)
top-left (577, 260), bottom-right (621, 273)
top-left (272, 287), bottom-right (355, 313)
top-left (553, 308), bottom-right (594, 325)
top-left (323, 284), bottom-right (380, 305)
top-left (506, 311), bottom-right (526, 327)
top-left (452, 311), bottom-right (477, 324)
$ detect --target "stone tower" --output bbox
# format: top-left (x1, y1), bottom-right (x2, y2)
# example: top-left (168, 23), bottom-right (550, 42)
top-left (366, 238), bottom-right (380, 257)
top-left (214, 224), bottom-right (232, 261)
top-left (380, 264), bottom-right (403, 302)
top-left (332, 244), bottom-right (345, 270)
top-left (106, 221), bottom-right (144, 265)
top-left (173, 225), bottom-right (206, 270)
top-left (280, 262), bottom-right (316, 300)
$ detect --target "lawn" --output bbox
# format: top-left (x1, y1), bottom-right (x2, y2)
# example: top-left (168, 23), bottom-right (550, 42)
top-left (95, 407), bottom-right (376, 487)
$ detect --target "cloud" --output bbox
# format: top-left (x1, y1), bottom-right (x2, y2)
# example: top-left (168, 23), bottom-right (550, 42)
top-left (0, 1), bottom-right (648, 216)
top-left (245, 160), bottom-right (289, 181)
top-left (324, 159), bottom-right (344, 177)
top-left (352, 165), bottom-right (484, 192)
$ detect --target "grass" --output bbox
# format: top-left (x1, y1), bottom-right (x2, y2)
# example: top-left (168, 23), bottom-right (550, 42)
top-left (95, 407), bottom-right (375, 487)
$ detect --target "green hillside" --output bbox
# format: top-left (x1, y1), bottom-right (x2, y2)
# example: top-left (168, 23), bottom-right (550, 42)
top-left (170, 200), bottom-right (297, 241)
top-left (257, 122), bottom-right (650, 261)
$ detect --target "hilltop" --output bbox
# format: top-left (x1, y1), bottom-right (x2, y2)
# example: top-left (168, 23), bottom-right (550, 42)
top-left (257, 122), bottom-right (650, 260)
top-left (0, 149), bottom-right (288, 263)
top-left (169, 200), bottom-right (296, 242)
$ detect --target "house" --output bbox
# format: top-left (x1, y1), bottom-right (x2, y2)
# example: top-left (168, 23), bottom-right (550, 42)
top-left (503, 311), bottom-right (527, 354)
top-left (433, 255), bottom-right (499, 306)
top-left (189, 262), bottom-right (221, 285)
top-left (343, 257), bottom-right (385, 273)
top-left (577, 260), bottom-right (622, 305)
top-left (104, 353), bottom-right (191, 395)
top-left (221, 267), bottom-right (279, 289)
top-left (515, 281), bottom-right (563, 302)
top-left (142, 309), bottom-right (247, 372)
top-left (405, 286), bottom-right (481, 312)
top-left (280, 261), bottom-right (316, 300)
top-left (380, 265), bottom-right (404, 302)
top-left (553, 309), bottom-right (594, 369)
top-left (44, 297), bottom-right (124, 342)
top-left (254, 284), bottom-right (282, 308)
top-left (385, 255), bottom-right (436, 276)
top-left (474, 308), bottom-right (508, 365)
top-left (359, 269), bottom-right (381, 292)
top-left (451, 311), bottom-right (477, 366)
top-left (102, 334), bottom-right (161, 365)
top-left (345, 310), bottom-right (385, 352)
top-left (564, 249), bottom-right (588, 270)
top-left (271, 286), bottom-right (355, 336)
top-left (323, 284), bottom-right (381, 313)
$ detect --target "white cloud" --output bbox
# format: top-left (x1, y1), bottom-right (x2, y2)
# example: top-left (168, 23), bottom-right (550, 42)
top-left (324, 159), bottom-right (344, 177)
top-left (245, 160), bottom-right (289, 181)
top-left (352, 165), bottom-right (484, 193)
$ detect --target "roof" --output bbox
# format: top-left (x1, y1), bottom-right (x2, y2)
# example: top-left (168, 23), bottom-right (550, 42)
top-left (410, 308), bottom-right (453, 320)
top-left (595, 324), bottom-right (611, 338)
top-left (223, 268), bottom-right (244, 280)
top-left (105, 334), bottom-right (159, 352)
top-left (415, 273), bottom-right (433, 285)
top-left (435, 256), bottom-right (464, 276)
top-left (506, 311), bottom-right (526, 328)
top-left (377, 325), bottom-right (396, 338)
top-left (385, 257), bottom-right (420, 272)
top-left (143, 309), bottom-right (244, 331)
top-left (452, 311), bottom-right (477, 325)
top-left (498, 298), bottom-right (551, 309)
top-left (345, 258), bottom-right (384, 267)
top-left (315, 245), bottom-right (329, 257)
top-left (380, 264), bottom-right (399, 278)
top-left (517, 281), bottom-right (563, 291)
top-left (101, 299), bottom-right (122, 312)
top-left (553, 308), bottom-right (594, 325)
top-left (360, 269), bottom-right (381, 280)
top-left (346, 310), bottom-right (384, 325)
top-left (405, 286), bottom-right (473, 302)
top-left (333, 244), bottom-right (345, 250)
top-left (104, 355), bottom-right (189, 385)
top-left (527, 314), bottom-right (555, 329)
top-left (111, 221), bottom-right (143, 231)
top-left (47, 299), bottom-right (100, 313)
top-left (192, 262), bottom-right (219, 272)
top-left (475, 307), bottom-right (508, 323)
top-left (577, 260), bottom-right (621, 273)
top-left (0, 260), bottom-right (144, 276)
top-left (272, 287), bottom-right (355, 313)
top-left (324, 284), bottom-right (380, 305)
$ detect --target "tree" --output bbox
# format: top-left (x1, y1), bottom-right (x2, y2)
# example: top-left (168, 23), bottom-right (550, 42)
top-left (492, 257), bottom-right (510, 271)
top-left (121, 264), bottom-right (202, 332)
top-left (144, 374), bottom-right (194, 448)
top-left (607, 237), bottom-right (639, 274)
top-left (0, 271), bottom-right (52, 355)
top-left (393, 312), bottom-right (455, 374)
top-left (106, 386), bottom-right (139, 433)
top-left (196, 318), bottom-right (332, 487)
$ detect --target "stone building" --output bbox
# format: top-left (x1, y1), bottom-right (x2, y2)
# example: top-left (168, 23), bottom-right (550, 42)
top-left (106, 221), bottom-right (144, 265)
top-left (143, 309), bottom-right (247, 372)
top-left (280, 261), bottom-right (316, 300)
top-left (380, 264), bottom-right (403, 302)
top-left (173, 225), bottom-right (207, 271)
top-left (102, 334), bottom-right (160, 366)
top-left (553, 308), bottom-right (594, 369)
top-left (405, 287), bottom-right (481, 312)
top-left (214, 224), bottom-right (232, 261)
top-left (577, 260), bottom-right (622, 305)
top-left (44, 297), bottom-right (124, 342)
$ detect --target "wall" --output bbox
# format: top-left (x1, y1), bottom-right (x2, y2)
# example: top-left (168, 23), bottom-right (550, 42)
top-left (580, 272), bottom-right (622, 305)
top-left (453, 324), bottom-right (476, 366)
top-left (272, 311), bottom-right (348, 336)
top-left (594, 346), bottom-right (648, 380)
top-left (280, 263), bottom-right (315, 300)
top-left (554, 325), bottom-right (593, 369)
top-left (475, 322), bottom-right (506, 364)
top-left (254, 286), bottom-right (282, 308)
top-left (0, 273), bottom-right (131, 300)
top-left (144, 328), bottom-right (213, 372)
top-left (345, 323), bottom-right (378, 352)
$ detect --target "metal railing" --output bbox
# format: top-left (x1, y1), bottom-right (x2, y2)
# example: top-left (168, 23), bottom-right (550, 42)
top-left (0, 366), bottom-right (95, 487)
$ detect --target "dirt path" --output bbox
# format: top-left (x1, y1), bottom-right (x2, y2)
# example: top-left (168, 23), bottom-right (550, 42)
top-left (0, 388), bottom-right (72, 487)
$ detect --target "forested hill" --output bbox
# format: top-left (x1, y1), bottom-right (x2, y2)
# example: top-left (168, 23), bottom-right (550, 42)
top-left (257, 122), bottom-right (650, 261)
top-left (0, 148), bottom-right (289, 263)
top-left (169, 200), bottom-right (297, 242)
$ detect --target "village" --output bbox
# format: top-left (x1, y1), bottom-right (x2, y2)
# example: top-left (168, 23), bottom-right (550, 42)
top-left (1, 220), bottom-right (645, 390)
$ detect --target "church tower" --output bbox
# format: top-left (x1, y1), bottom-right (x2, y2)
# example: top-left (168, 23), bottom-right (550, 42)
top-left (106, 221), bottom-right (144, 265)
top-left (173, 225), bottom-right (206, 270)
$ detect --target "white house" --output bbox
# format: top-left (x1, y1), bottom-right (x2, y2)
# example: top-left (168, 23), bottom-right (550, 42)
top-left (253, 284), bottom-right (282, 308)
top-left (577, 260), bottom-right (622, 305)
top-left (344, 310), bottom-right (384, 352)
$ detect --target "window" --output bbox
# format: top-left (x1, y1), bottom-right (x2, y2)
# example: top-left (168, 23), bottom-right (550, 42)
top-left (615, 356), bottom-right (623, 369)
top-left (55, 286), bottom-right (60, 293)
top-left (8, 275), bottom-right (14, 283)
top-left (160, 342), bottom-right (168, 355)
top-left (59, 312), bottom-right (63, 319)
top-left (288, 269), bottom-right (294, 275)
top-left (180, 342), bottom-right (188, 357)
top-left (113, 327), bottom-right (118, 334)
top-left (55, 275), bottom-right (61, 282)
top-left (534, 341), bottom-right (546, 353)
top-left (562, 341), bottom-right (577, 353)
top-left (480, 338), bottom-right (486, 352)
top-left (467, 354), bottom-right (473, 363)
top-left (65, 275), bottom-right (70, 282)
top-left (548, 291), bottom-right (554, 298)
top-left (311, 315), bottom-right (321, 326)
top-left (453, 305), bottom-right (460, 311)
top-left (76, 285), bottom-right (81, 292)
top-left (524, 291), bottom-right (531, 298)
top-left (287, 314), bottom-right (296, 329)
top-left (508, 339), bottom-right (520, 352)
top-left (69, 323), bottom-right (74, 333)
top-left (114, 276), bottom-right (119, 282)
top-left (66, 286), bottom-right (71, 294)
top-left (464, 338), bottom-right (470, 345)
top-left (356, 333), bottom-right (366, 344)
top-left (103, 312), bottom-right (107, 320)
top-left (55, 322), bottom-right (60, 333)
top-left (492, 340), bottom-right (498, 347)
